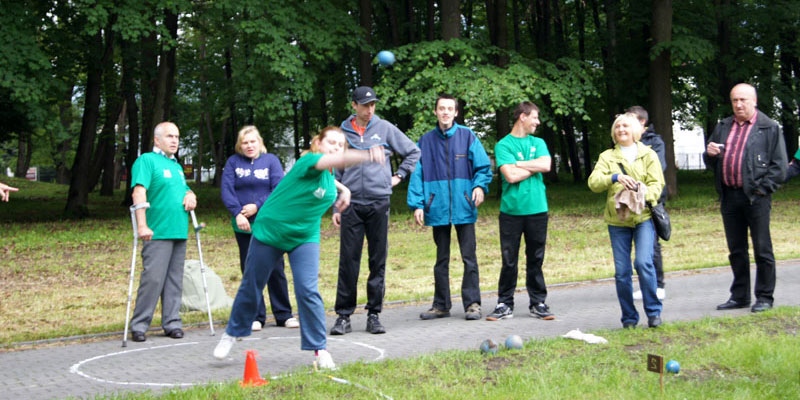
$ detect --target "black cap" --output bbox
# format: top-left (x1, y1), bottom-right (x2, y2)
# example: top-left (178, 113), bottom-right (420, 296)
top-left (352, 86), bottom-right (380, 104)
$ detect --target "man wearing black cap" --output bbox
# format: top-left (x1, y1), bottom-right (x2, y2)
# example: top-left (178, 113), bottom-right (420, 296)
top-left (330, 86), bottom-right (420, 335)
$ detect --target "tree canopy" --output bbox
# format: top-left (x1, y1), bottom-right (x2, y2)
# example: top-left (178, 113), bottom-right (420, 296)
top-left (0, 0), bottom-right (797, 217)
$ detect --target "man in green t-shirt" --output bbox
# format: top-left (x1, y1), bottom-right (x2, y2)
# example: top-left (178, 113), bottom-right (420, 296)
top-left (487, 101), bottom-right (555, 322)
top-left (129, 122), bottom-right (197, 342)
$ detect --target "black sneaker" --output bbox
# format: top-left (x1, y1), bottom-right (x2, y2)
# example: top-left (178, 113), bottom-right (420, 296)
top-left (330, 315), bottom-right (351, 335)
top-left (530, 303), bottom-right (555, 320)
top-left (366, 313), bottom-right (386, 334)
top-left (486, 303), bottom-right (513, 321)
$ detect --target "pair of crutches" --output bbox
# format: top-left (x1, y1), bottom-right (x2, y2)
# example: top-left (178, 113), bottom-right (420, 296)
top-left (122, 204), bottom-right (214, 347)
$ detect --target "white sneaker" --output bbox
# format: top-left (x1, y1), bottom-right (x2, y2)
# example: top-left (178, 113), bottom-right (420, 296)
top-left (251, 321), bottom-right (262, 331)
top-left (284, 317), bottom-right (300, 329)
top-left (632, 290), bottom-right (643, 300)
top-left (213, 333), bottom-right (236, 360)
top-left (315, 349), bottom-right (336, 370)
top-left (657, 288), bottom-right (666, 300)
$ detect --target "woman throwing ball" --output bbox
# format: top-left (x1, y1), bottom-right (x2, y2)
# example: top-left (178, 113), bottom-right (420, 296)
top-left (214, 126), bottom-right (386, 369)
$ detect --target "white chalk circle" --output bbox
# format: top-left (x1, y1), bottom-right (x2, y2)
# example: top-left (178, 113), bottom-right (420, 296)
top-left (70, 336), bottom-right (386, 388)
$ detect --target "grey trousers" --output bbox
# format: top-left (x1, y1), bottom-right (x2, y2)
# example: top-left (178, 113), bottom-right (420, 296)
top-left (131, 239), bottom-right (186, 333)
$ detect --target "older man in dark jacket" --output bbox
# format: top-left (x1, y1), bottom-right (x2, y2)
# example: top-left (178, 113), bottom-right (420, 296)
top-left (705, 83), bottom-right (787, 313)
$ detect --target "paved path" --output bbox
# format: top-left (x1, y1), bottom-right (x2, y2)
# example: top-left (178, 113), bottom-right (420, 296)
top-left (3, 261), bottom-right (799, 399)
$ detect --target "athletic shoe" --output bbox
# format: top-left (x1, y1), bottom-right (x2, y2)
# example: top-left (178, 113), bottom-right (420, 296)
top-left (419, 307), bottom-right (451, 320)
top-left (213, 333), bottom-right (237, 360)
top-left (530, 303), bottom-right (555, 320)
top-left (486, 303), bottom-right (513, 321)
top-left (330, 315), bottom-right (351, 335)
top-left (366, 313), bottom-right (386, 334)
top-left (284, 317), bottom-right (300, 329)
top-left (315, 349), bottom-right (336, 370)
top-left (251, 321), bottom-right (262, 331)
top-left (633, 289), bottom-right (666, 300)
top-left (465, 303), bottom-right (481, 320)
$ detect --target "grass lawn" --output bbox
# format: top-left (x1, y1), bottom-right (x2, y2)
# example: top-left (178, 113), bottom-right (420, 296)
top-left (1, 170), bottom-right (799, 346)
top-left (2, 170), bottom-right (800, 399)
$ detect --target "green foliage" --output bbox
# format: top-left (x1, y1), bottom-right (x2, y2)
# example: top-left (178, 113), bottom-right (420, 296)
top-left (376, 39), bottom-right (600, 141)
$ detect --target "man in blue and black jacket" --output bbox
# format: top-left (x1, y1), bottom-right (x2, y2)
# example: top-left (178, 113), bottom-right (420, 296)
top-left (408, 94), bottom-right (493, 321)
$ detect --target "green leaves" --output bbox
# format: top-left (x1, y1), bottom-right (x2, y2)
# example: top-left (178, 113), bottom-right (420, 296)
top-left (376, 39), bottom-right (599, 140)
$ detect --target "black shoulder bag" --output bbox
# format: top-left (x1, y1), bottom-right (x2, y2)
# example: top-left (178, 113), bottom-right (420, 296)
top-left (618, 163), bottom-right (671, 241)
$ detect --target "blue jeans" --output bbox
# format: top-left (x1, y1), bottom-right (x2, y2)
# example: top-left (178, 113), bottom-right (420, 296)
top-left (235, 232), bottom-right (293, 325)
top-left (227, 240), bottom-right (326, 351)
top-left (609, 222), bottom-right (661, 326)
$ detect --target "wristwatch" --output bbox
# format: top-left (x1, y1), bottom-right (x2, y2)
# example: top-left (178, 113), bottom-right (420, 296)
top-left (394, 172), bottom-right (405, 180)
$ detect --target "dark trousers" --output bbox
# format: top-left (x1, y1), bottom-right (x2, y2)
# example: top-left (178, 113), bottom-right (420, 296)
top-left (431, 223), bottom-right (481, 311)
top-left (720, 187), bottom-right (776, 304)
top-left (497, 212), bottom-right (549, 309)
top-left (235, 232), bottom-right (293, 325)
top-left (334, 199), bottom-right (390, 315)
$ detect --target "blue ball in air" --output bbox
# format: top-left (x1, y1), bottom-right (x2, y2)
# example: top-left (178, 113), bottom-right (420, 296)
top-left (377, 50), bottom-right (395, 66)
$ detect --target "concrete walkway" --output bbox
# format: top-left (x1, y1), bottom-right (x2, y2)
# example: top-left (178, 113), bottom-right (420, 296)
top-left (3, 261), bottom-right (799, 399)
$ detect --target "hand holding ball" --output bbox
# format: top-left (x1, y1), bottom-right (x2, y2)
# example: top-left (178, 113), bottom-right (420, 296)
top-left (377, 50), bottom-right (395, 66)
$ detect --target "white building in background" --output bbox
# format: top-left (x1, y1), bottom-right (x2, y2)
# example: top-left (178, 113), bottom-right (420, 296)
top-left (673, 123), bottom-right (707, 170)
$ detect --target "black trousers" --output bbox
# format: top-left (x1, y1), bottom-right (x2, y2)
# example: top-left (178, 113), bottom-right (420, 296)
top-left (497, 212), bottom-right (549, 309)
top-left (720, 187), bottom-right (776, 304)
top-left (430, 223), bottom-right (481, 311)
top-left (334, 199), bottom-right (390, 315)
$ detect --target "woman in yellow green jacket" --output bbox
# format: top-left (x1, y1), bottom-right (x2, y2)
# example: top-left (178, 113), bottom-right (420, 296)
top-left (588, 112), bottom-right (665, 329)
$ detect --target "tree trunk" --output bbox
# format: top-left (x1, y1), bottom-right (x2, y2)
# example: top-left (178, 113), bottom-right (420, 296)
top-left (140, 29), bottom-right (158, 154)
top-left (14, 131), bottom-right (31, 179)
top-left (55, 86), bottom-right (75, 185)
top-left (359, 0), bottom-right (374, 86)
top-left (649, 0), bottom-right (675, 198)
top-left (779, 29), bottom-right (799, 158)
top-left (121, 37), bottom-right (140, 207)
top-left (441, 0), bottom-right (460, 40)
top-left (162, 10), bottom-right (178, 121)
top-left (64, 30), bottom-right (104, 218)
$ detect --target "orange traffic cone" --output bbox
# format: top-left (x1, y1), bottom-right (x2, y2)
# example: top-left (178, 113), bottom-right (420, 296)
top-left (240, 350), bottom-right (268, 387)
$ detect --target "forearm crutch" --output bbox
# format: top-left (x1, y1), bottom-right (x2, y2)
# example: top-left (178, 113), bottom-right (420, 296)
top-left (123, 202), bottom-right (149, 347)
top-left (190, 210), bottom-right (215, 335)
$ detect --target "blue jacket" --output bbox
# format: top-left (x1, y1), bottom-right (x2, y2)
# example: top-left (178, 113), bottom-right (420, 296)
top-left (220, 152), bottom-right (284, 219)
top-left (407, 123), bottom-right (493, 226)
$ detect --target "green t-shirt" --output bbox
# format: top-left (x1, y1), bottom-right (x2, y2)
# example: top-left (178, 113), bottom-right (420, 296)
top-left (130, 152), bottom-right (190, 239)
top-left (495, 134), bottom-right (550, 215)
top-left (252, 153), bottom-right (335, 251)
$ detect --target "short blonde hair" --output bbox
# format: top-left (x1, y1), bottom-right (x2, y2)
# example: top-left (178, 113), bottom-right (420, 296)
top-left (611, 113), bottom-right (644, 144)
top-left (235, 125), bottom-right (268, 155)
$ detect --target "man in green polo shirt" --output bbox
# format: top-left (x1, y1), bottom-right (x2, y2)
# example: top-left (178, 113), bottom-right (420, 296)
top-left (129, 122), bottom-right (197, 342)
top-left (487, 101), bottom-right (555, 322)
